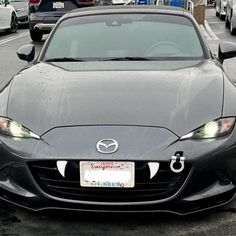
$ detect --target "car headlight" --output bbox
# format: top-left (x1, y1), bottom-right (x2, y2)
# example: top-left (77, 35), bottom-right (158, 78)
top-left (0, 117), bottom-right (40, 139)
top-left (16, 8), bottom-right (24, 13)
top-left (181, 117), bottom-right (235, 140)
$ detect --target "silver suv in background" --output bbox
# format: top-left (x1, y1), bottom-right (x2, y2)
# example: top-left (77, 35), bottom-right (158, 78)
top-left (225, 0), bottom-right (236, 34)
top-left (28, 0), bottom-right (97, 42)
top-left (216, 0), bottom-right (227, 19)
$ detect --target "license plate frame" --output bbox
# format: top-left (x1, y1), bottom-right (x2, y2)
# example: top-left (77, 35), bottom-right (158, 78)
top-left (80, 161), bottom-right (135, 188)
top-left (53, 2), bottom-right (65, 9)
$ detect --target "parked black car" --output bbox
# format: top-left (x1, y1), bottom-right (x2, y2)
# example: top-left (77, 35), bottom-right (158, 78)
top-left (28, 0), bottom-right (97, 41)
top-left (1, 6), bottom-right (236, 214)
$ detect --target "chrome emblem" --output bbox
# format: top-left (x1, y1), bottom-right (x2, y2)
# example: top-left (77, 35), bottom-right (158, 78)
top-left (96, 139), bottom-right (119, 154)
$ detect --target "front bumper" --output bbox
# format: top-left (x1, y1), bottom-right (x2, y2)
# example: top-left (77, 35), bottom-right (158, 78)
top-left (33, 23), bottom-right (56, 31)
top-left (29, 13), bottom-right (60, 32)
top-left (0, 172), bottom-right (235, 215)
top-left (16, 11), bottom-right (29, 25)
top-left (17, 16), bottom-right (29, 25)
top-left (0, 126), bottom-right (236, 214)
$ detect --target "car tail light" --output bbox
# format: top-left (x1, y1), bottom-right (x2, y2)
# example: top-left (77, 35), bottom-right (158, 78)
top-left (29, 0), bottom-right (41, 4)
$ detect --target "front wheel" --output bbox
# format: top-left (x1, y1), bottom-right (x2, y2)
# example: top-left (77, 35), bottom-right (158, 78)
top-left (30, 29), bottom-right (43, 42)
top-left (220, 13), bottom-right (225, 20)
top-left (6, 13), bottom-right (18, 33)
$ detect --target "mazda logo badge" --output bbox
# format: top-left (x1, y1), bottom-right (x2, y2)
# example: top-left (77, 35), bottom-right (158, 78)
top-left (96, 139), bottom-right (119, 154)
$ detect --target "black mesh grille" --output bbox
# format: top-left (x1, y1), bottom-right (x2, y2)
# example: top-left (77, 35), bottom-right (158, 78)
top-left (28, 160), bottom-right (191, 202)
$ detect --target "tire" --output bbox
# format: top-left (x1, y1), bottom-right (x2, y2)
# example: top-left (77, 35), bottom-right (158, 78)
top-left (225, 15), bottom-right (230, 28)
top-left (30, 29), bottom-right (43, 42)
top-left (6, 13), bottom-right (18, 33)
top-left (220, 13), bottom-right (225, 20)
top-left (230, 15), bottom-right (236, 35)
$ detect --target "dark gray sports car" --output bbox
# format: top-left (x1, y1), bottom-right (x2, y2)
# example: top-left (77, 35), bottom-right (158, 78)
top-left (1, 6), bottom-right (236, 215)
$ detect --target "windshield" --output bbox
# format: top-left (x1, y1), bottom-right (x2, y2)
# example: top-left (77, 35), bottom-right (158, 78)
top-left (44, 14), bottom-right (205, 61)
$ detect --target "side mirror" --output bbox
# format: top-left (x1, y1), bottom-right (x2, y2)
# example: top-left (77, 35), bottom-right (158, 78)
top-left (218, 41), bottom-right (236, 62)
top-left (17, 44), bottom-right (35, 62)
top-left (4, 0), bottom-right (10, 6)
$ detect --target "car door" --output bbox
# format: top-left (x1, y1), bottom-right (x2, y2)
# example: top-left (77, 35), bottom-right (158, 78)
top-left (0, 0), bottom-right (11, 30)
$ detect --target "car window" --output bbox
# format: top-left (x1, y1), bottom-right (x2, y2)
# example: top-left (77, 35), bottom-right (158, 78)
top-left (44, 14), bottom-right (204, 61)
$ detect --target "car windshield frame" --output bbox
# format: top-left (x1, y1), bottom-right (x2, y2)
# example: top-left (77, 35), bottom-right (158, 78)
top-left (39, 11), bottom-right (210, 62)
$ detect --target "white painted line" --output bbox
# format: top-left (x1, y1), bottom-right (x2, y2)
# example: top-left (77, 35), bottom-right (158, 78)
top-left (204, 20), bottom-right (219, 40)
top-left (0, 32), bottom-right (29, 45)
top-left (207, 21), bottom-right (225, 24)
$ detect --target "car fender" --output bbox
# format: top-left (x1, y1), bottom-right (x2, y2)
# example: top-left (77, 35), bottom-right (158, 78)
top-left (0, 4), bottom-right (11, 29)
top-left (6, 4), bottom-right (16, 27)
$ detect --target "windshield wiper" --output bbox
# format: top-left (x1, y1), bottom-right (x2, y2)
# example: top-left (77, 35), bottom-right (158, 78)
top-left (102, 57), bottom-right (152, 61)
top-left (44, 58), bottom-right (86, 62)
top-left (44, 57), bottom-right (153, 62)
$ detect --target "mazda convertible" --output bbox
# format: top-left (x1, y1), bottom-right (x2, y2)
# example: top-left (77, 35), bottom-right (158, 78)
top-left (1, 6), bottom-right (236, 215)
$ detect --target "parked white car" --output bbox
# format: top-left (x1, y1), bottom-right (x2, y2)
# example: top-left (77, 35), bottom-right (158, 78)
top-left (0, 0), bottom-right (18, 33)
top-left (216, 0), bottom-right (227, 19)
top-left (225, 0), bottom-right (236, 34)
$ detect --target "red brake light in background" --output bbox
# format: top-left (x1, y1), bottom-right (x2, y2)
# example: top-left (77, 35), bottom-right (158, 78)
top-left (29, 0), bottom-right (41, 4)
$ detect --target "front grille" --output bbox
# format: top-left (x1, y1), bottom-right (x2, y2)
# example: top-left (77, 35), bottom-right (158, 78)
top-left (28, 160), bottom-right (191, 202)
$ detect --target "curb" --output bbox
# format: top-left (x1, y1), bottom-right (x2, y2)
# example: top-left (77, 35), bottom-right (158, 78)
top-left (199, 20), bottom-right (219, 40)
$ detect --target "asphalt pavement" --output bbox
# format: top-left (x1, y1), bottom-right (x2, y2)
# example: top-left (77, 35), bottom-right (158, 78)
top-left (1, 7), bottom-right (236, 236)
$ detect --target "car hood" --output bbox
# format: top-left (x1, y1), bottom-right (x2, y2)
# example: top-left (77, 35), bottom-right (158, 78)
top-left (10, 1), bottom-right (27, 11)
top-left (7, 60), bottom-right (223, 137)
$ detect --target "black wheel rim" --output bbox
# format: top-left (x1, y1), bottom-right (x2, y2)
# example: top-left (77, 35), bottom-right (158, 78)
top-left (10, 14), bottom-right (18, 33)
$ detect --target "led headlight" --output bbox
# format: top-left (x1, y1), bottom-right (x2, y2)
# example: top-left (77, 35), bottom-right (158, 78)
top-left (0, 117), bottom-right (40, 139)
top-left (181, 117), bottom-right (235, 140)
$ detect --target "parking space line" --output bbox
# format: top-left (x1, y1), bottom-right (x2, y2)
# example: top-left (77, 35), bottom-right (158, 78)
top-left (207, 21), bottom-right (225, 24)
top-left (0, 32), bottom-right (29, 45)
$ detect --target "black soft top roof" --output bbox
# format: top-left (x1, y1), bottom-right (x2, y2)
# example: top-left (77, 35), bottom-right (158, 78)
top-left (67, 5), bottom-right (188, 18)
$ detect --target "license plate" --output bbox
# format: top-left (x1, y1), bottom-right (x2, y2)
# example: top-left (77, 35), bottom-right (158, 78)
top-left (53, 2), bottom-right (64, 8)
top-left (80, 161), bottom-right (135, 188)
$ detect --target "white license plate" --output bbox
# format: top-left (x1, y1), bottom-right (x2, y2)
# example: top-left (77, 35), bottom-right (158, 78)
top-left (80, 161), bottom-right (135, 188)
top-left (53, 2), bottom-right (64, 8)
